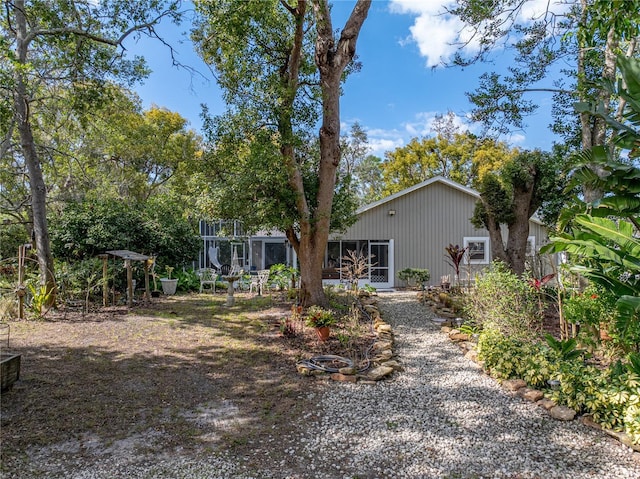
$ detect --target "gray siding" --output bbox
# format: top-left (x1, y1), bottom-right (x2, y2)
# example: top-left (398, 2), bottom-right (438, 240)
top-left (332, 178), bottom-right (549, 287)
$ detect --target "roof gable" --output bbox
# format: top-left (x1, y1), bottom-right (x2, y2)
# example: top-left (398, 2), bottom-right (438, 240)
top-left (357, 175), bottom-right (544, 226)
top-left (357, 176), bottom-right (479, 215)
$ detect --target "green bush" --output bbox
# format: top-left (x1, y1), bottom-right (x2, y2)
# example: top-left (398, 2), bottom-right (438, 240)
top-left (477, 329), bottom-right (552, 387)
top-left (50, 198), bottom-right (200, 268)
top-left (478, 328), bottom-right (640, 444)
top-left (464, 262), bottom-right (542, 340)
top-left (176, 268), bottom-right (200, 292)
top-left (397, 268), bottom-right (430, 289)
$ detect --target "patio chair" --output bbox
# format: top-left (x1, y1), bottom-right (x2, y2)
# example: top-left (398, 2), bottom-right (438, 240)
top-left (249, 269), bottom-right (270, 295)
top-left (198, 268), bottom-right (218, 293)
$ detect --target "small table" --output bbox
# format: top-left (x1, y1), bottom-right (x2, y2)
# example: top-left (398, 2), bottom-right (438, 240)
top-left (222, 275), bottom-right (241, 306)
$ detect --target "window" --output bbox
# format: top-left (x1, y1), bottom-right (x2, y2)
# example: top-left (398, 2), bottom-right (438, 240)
top-left (464, 237), bottom-right (490, 264)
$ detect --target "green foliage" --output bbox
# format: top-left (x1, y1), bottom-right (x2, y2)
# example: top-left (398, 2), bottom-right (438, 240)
top-left (175, 269), bottom-right (200, 293)
top-left (477, 329), bottom-right (552, 387)
top-left (544, 334), bottom-right (588, 362)
top-left (479, 329), bottom-right (640, 442)
top-left (269, 264), bottom-right (298, 291)
top-left (50, 198), bottom-right (200, 269)
top-left (397, 268), bottom-right (431, 288)
top-left (380, 133), bottom-right (514, 195)
top-left (305, 306), bottom-right (336, 328)
top-left (0, 222), bottom-right (29, 260)
top-left (27, 283), bottom-right (54, 318)
top-left (55, 258), bottom-right (105, 304)
top-left (464, 262), bottom-right (542, 340)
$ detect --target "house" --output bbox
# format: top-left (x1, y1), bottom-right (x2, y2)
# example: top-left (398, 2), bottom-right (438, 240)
top-left (198, 176), bottom-right (549, 289)
top-left (198, 220), bottom-right (294, 272)
top-left (325, 176), bottom-right (549, 289)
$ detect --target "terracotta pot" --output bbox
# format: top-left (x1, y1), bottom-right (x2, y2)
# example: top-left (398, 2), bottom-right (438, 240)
top-left (315, 326), bottom-right (330, 341)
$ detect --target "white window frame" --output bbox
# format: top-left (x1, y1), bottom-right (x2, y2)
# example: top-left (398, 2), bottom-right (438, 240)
top-left (464, 237), bottom-right (490, 264)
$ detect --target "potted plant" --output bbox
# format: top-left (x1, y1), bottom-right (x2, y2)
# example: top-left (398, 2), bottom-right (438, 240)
top-left (160, 266), bottom-right (177, 295)
top-left (305, 305), bottom-right (336, 341)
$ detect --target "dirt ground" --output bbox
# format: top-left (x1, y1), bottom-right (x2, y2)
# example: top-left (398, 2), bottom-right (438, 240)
top-left (0, 292), bottom-right (372, 477)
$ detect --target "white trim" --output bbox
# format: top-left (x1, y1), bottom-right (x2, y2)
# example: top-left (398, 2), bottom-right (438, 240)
top-left (464, 237), bottom-right (490, 264)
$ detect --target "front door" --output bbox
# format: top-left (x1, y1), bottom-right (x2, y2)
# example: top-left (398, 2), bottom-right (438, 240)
top-left (368, 241), bottom-right (393, 289)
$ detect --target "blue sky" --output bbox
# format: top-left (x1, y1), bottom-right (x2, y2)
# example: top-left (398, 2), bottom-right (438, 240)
top-left (123, 0), bottom-right (565, 157)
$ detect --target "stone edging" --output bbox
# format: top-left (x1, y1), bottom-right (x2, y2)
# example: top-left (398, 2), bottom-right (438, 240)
top-left (440, 324), bottom-right (640, 453)
top-left (296, 292), bottom-right (400, 383)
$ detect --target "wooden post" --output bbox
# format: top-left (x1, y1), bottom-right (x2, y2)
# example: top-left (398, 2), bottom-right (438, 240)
top-left (125, 259), bottom-right (133, 308)
top-left (98, 254), bottom-right (109, 307)
top-left (143, 259), bottom-right (150, 303)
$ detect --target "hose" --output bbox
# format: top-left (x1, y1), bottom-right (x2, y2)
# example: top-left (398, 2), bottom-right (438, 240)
top-left (296, 297), bottom-right (378, 374)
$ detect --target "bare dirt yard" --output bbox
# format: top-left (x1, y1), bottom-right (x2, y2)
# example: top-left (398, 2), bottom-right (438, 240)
top-left (1, 292), bottom-right (363, 478)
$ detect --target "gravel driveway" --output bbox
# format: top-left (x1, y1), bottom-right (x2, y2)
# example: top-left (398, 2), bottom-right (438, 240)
top-left (20, 292), bottom-right (640, 478)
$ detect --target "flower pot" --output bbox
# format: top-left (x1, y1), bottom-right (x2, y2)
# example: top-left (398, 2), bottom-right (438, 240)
top-left (315, 326), bottom-right (330, 341)
top-left (160, 278), bottom-right (178, 295)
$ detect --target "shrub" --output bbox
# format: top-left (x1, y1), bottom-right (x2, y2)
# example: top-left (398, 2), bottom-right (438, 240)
top-left (479, 328), bottom-right (640, 444)
top-left (464, 261), bottom-right (542, 340)
top-left (50, 198), bottom-right (200, 268)
top-left (397, 268), bottom-right (430, 289)
top-left (477, 329), bottom-right (552, 387)
top-left (175, 268), bottom-right (200, 292)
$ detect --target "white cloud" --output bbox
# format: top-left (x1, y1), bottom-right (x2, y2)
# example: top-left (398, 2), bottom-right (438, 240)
top-left (404, 111), bottom-right (474, 138)
top-left (389, 0), bottom-right (569, 67)
top-left (508, 133), bottom-right (526, 145)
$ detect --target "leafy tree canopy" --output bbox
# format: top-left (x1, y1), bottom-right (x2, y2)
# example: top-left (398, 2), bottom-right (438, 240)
top-left (380, 132), bottom-right (516, 196)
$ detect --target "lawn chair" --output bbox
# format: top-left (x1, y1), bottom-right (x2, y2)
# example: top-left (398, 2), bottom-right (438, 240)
top-left (198, 268), bottom-right (218, 293)
top-left (249, 269), bottom-right (270, 295)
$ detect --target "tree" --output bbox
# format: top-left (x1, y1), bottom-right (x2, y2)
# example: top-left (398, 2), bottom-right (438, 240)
top-left (543, 55), bottom-right (640, 347)
top-left (353, 154), bottom-right (384, 205)
top-left (450, 0), bottom-right (640, 201)
top-left (472, 149), bottom-right (564, 276)
top-left (2, 0), bottom-right (182, 303)
top-left (380, 133), bottom-right (515, 195)
top-left (192, 0), bottom-right (371, 306)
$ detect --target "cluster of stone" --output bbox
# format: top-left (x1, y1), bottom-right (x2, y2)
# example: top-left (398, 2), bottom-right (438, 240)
top-left (418, 288), bottom-right (458, 319)
top-left (297, 291), bottom-right (401, 383)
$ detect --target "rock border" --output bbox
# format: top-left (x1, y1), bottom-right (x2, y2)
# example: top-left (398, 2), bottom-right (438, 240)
top-left (297, 292), bottom-right (400, 383)
top-left (439, 318), bottom-right (640, 453)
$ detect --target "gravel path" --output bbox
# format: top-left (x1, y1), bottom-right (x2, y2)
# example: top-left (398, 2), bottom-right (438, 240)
top-left (16, 292), bottom-right (640, 478)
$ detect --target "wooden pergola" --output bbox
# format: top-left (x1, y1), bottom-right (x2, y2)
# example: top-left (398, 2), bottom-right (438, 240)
top-left (100, 250), bottom-right (152, 307)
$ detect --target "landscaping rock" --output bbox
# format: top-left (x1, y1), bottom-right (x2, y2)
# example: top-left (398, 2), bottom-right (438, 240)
top-left (373, 349), bottom-right (393, 362)
top-left (382, 360), bottom-right (404, 371)
top-left (330, 373), bottom-right (357, 383)
top-left (464, 349), bottom-right (479, 362)
top-left (519, 388), bottom-right (544, 402)
top-left (449, 332), bottom-right (470, 342)
top-left (441, 326), bottom-right (452, 333)
top-left (296, 365), bottom-right (312, 376)
top-left (375, 323), bottom-right (392, 333)
top-left (367, 366), bottom-right (394, 381)
top-left (549, 405), bottom-right (577, 421)
top-left (537, 398), bottom-right (556, 410)
top-left (502, 379), bottom-right (527, 391)
top-left (372, 340), bottom-right (393, 352)
top-left (338, 367), bottom-right (356, 375)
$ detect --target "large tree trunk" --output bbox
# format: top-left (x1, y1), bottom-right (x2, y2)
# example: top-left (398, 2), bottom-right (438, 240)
top-left (292, 0), bottom-right (370, 306)
top-left (13, 1), bottom-right (56, 304)
top-left (485, 212), bottom-right (508, 266)
top-left (505, 176), bottom-right (536, 276)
